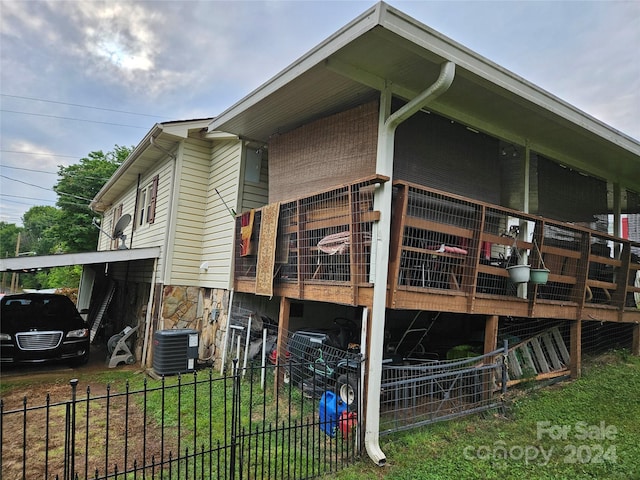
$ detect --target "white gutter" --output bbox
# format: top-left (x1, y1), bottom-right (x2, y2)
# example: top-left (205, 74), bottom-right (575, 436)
top-left (90, 124), bottom-right (164, 212)
top-left (365, 61), bottom-right (455, 466)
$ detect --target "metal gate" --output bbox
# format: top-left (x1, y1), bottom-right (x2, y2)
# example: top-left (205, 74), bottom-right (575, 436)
top-left (379, 344), bottom-right (507, 435)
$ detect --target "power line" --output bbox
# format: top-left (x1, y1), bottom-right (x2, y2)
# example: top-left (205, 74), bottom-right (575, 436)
top-left (0, 165), bottom-right (58, 175)
top-left (0, 150), bottom-right (81, 159)
top-left (0, 174), bottom-right (94, 201)
top-left (0, 194), bottom-right (57, 204)
top-left (0, 164), bottom-right (111, 181)
top-left (0, 93), bottom-right (167, 119)
top-left (1, 193), bottom-right (92, 210)
top-left (0, 109), bottom-right (149, 129)
top-left (1, 174), bottom-right (53, 191)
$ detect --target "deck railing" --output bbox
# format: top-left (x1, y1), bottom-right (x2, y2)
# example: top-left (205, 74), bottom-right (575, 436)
top-left (234, 178), bottom-right (640, 320)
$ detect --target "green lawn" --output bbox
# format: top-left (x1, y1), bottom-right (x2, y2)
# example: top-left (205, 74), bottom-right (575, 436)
top-left (330, 351), bottom-right (640, 480)
top-left (2, 351), bottom-right (638, 480)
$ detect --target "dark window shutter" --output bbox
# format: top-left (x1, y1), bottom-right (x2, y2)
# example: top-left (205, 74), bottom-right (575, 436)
top-left (109, 209), bottom-right (116, 249)
top-left (148, 175), bottom-right (159, 224)
top-left (114, 204), bottom-right (123, 249)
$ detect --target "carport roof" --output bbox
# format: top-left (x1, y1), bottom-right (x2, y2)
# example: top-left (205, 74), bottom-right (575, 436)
top-left (208, 1), bottom-right (640, 191)
top-left (0, 247), bottom-right (160, 272)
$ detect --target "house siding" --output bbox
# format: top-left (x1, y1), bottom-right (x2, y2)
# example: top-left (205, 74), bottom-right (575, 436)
top-left (132, 159), bottom-right (174, 282)
top-left (98, 156), bottom-right (175, 282)
top-left (168, 137), bottom-right (212, 285)
top-left (199, 139), bottom-right (246, 289)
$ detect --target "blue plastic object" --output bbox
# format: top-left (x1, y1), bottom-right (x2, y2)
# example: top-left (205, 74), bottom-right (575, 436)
top-left (319, 391), bottom-right (346, 437)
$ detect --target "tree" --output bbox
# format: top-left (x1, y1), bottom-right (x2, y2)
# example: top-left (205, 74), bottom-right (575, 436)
top-left (21, 206), bottom-right (61, 255)
top-left (52, 145), bottom-right (132, 252)
top-left (0, 221), bottom-right (21, 259)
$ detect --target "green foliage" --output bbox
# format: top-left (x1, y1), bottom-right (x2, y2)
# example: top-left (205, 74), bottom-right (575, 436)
top-left (45, 266), bottom-right (82, 289)
top-left (52, 145), bottom-right (132, 252)
top-left (21, 206), bottom-right (61, 255)
top-left (0, 221), bottom-right (22, 258)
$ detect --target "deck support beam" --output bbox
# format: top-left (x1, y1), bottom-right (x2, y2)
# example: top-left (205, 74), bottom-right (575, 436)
top-left (484, 315), bottom-right (499, 355)
top-left (632, 323), bottom-right (640, 356)
top-left (274, 296), bottom-right (291, 396)
top-left (570, 319), bottom-right (582, 378)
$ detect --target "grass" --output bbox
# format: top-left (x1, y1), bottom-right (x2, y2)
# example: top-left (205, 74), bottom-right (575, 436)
top-left (328, 350), bottom-right (640, 480)
top-left (1, 364), bottom-right (350, 479)
top-left (2, 352), bottom-right (638, 479)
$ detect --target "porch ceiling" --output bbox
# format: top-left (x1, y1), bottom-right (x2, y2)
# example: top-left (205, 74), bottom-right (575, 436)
top-left (209, 2), bottom-right (640, 191)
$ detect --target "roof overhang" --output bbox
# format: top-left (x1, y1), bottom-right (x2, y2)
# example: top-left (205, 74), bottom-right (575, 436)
top-left (90, 119), bottom-right (215, 213)
top-left (0, 247), bottom-right (160, 272)
top-left (208, 1), bottom-right (640, 191)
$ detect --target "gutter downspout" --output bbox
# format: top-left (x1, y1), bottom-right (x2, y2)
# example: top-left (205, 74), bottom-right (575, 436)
top-left (365, 61), bottom-right (455, 466)
top-left (150, 136), bottom-right (179, 331)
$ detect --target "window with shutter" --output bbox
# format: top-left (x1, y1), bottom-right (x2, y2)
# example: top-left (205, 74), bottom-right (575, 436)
top-left (136, 175), bottom-right (160, 227)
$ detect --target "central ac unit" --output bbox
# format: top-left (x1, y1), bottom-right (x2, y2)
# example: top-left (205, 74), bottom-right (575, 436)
top-left (152, 329), bottom-right (199, 376)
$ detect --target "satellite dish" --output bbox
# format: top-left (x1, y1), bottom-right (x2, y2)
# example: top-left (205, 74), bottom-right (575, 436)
top-left (112, 214), bottom-right (131, 250)
top-left (113, 214), bottom-right (131, 238)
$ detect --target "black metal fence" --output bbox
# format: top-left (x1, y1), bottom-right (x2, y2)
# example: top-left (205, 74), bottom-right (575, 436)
top-left (1, 359), bottom-right (362, 480)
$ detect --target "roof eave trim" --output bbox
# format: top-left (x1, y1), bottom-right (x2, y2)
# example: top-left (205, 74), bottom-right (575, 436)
top-left (90, 123), bottom-right (165, 212)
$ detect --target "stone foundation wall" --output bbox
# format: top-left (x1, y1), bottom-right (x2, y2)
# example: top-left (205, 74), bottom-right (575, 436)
top-left (161, 285), bottom-right (230, 365)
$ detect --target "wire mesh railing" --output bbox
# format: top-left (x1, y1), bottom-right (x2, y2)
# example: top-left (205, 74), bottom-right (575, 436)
top-left (234, 178), bottom-right (640, 320)
top-left (234, 176), bottom-right (383, 289)
top-left (391, 181), bottom-right (640, 316)
top-left (379, 345), bottom-right (508, 435)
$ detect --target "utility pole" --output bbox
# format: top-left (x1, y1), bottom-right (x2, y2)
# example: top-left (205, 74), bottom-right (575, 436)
top-left (10, 233), bottom-right (21, 293)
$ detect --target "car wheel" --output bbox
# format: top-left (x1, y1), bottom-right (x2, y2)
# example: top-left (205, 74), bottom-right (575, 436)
top-left (337, 373), bottom-right (359, 411)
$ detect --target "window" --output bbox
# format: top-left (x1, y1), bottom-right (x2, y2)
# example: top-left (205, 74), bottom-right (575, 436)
top-left (136, 175), bottom-right (159, 227)
top-left (138, 188), bottom-right (147, 227)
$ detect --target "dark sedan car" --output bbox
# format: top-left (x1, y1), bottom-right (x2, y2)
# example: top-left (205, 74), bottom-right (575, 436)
top-left (0, 293), bottom-right (90, 365)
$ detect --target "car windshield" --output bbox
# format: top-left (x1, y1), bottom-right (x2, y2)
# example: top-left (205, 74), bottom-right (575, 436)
top-left (2, 296), bottom-right (78, 325)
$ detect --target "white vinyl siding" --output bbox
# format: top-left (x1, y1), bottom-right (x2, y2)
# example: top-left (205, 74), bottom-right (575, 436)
top-left (94, 128), bottom-right (249, 290)
top-left (97, 157), bottom-right (174, 280)
top-left (199, 140), bottom-right (245, 289)
top-left (168, 138), bottom-right (212, 285)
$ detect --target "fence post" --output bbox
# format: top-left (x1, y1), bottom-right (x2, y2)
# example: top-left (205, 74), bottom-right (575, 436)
top-left (66, 378), bottom-right (79, 480)
top-left (230, 358), bottom-right (240, 478)
top-left (501, 340), bottom-right (509, 399)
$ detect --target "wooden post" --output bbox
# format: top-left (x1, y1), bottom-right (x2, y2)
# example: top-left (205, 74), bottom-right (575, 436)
top-left (632, 323), bottom-right (640, 357)
top-left (484, 315), bottom-right (499, 356)
top-left (570, 320), bottom-right (582, 378)
top-left (10, 232), bottom-right (20, 293)
top-left (274, 296), bottom-right (291, 397)
top-left (483, 315), bottom-right (499, 400)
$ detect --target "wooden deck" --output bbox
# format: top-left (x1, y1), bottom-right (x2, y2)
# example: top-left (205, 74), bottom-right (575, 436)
top-left (233, 177), bottom-right (640, 324)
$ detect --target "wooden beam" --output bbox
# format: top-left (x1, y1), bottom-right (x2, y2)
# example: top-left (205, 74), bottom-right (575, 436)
top-left (632, 323), bottom-right (640, 357)
top-left (274, 296), bottom-right (291, 396)
top-left (570, 320), bottom-right (582, 379)
top-left (484, 315), bottom-right (499, 357)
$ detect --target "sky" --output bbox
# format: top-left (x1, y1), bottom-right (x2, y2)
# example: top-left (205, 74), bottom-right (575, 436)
top-left (1, 0), bottom-right (638, 227)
